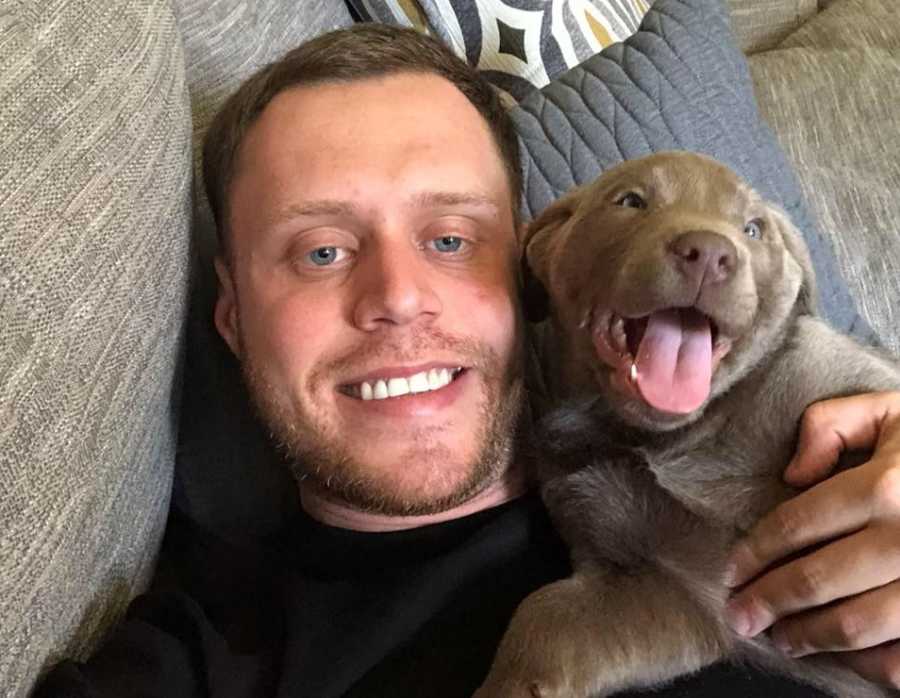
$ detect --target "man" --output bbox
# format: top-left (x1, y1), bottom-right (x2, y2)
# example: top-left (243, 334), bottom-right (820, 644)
top-left (37, 23), bottom-right (900, 698)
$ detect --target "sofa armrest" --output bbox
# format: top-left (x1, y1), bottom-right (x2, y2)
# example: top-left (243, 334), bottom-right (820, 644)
top-left (727, 0), bottom-right (819, 53)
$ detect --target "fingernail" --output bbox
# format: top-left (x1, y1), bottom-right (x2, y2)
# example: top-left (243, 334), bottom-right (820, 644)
top-left (723, 561), bottom-right (737, 587)
top-left (725, 601), bottom-right (752, 637)
top-left (724, 542), bottom-right (752, 588)
top-left (783, 459), bottom-right (798, 479)
top-left (783, 458), bottom-right (810, 486)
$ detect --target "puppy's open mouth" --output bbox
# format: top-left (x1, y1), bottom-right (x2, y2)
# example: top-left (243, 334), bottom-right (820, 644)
top-left (591, 307), bottom-right (733, 415)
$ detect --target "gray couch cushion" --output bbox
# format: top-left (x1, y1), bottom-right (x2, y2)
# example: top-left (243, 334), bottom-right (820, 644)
top-left (749, 0), bottom-right (900, 353)
top-left (0, 2), bottom-right (192, 696)
top-left (509, 0), bottom-right (877, 345)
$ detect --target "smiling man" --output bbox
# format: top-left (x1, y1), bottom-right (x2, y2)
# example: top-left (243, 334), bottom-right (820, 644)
top-left (210, 62), bottom-right (527, 529)
top-left (35, 23), bottom-right (900, 698)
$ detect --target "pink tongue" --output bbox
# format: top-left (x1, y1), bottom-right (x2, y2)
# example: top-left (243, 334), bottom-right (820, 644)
top-left (634, 309), bottom-right (712, 414)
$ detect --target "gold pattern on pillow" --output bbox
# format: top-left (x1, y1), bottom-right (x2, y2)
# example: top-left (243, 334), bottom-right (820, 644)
top-left (347, 0), bottom-right (652, 101)
top-left (397, 0), bottom-right (431, 33)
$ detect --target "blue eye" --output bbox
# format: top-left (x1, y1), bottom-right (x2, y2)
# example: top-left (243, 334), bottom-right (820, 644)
top-left (432, 236), bottom-right (463, 253)
top-left (308, 246), bottom-right (340, 266)
top-left (744, 219), bottom-right (764, 240)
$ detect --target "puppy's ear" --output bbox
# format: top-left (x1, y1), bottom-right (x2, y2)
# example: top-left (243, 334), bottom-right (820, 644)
top-left (520, 193), bottom-right (580, 323)
top-left (770, 207), bottom-right (819, 316)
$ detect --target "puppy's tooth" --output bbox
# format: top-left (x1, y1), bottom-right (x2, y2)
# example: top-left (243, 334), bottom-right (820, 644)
top-left (579, 309), bottom-right (592, 330)
top-left (611, 315), bottom-right (627, 353)
top-left (630, 362), bottom-right (639, 383)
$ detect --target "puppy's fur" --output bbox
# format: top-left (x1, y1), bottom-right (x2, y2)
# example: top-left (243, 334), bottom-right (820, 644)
top-left (475, 152), bottom-right (900, 698)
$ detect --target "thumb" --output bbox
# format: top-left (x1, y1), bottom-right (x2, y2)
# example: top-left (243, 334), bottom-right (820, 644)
top-left (784, 393), bottom-right (898, 487)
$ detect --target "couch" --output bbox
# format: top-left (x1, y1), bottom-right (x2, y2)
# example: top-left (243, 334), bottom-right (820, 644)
top-left (1, 0), bottom-right (897, 695)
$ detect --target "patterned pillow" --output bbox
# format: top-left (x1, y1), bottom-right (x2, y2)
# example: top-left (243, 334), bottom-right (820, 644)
top-left (348, 0), bottom-right (651, 101)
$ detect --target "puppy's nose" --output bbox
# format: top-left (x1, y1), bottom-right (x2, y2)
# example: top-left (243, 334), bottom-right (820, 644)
top-left (668, 230), bottom-right (737, 284)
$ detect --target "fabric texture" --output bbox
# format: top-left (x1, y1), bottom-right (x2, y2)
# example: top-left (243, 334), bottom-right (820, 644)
top-left (347, 0), bottom-right (652, 102)
top-left (748, 0), bottom-right (900, 353)
top-left (725, 0), bottom-right (818, 53)
top-left (508, 0), bottom-right (877, 344)
top-left (0, 2), bottom-right (193, 697)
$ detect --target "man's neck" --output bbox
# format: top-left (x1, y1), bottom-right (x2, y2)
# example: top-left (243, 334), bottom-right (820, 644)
top-left (298, 466), bottom-right (528, 533)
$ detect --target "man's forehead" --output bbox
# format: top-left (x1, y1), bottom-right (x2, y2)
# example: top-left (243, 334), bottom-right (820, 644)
top-left (232, 73), bottom-right (501, 185)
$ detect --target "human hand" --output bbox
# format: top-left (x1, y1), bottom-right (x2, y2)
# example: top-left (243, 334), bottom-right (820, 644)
top-left (723, 391), bottom-right (900, 687)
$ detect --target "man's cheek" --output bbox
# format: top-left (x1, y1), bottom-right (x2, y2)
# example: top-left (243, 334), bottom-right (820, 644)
top-left (243, 305), bottom-right (320, 387)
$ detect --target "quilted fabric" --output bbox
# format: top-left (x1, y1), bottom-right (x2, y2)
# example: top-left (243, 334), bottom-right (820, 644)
top-left (509, 0), bottom-right (878, 344)
top-left (0, 2), bottom-right (192, 696)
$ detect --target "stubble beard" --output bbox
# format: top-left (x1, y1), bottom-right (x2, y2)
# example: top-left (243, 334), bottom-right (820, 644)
top-left (241, 329), bottom-right (526, 517)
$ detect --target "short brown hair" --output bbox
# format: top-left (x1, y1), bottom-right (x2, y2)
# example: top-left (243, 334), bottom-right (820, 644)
top-left (202, 24), bottom-right (522, 257)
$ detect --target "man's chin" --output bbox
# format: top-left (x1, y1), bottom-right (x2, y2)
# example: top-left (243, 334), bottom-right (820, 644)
top-left (296, 446), bottom-right (502, 517)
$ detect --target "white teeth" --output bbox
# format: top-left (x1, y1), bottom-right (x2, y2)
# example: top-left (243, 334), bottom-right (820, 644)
top-left (630, 363), bottom-right (638, 383)
top-left (353, 367), bottom-right (461, 401)
top-left (408, 371), bottom-right (430, 393)
top-left (387, 377), bottom-right (410, 398)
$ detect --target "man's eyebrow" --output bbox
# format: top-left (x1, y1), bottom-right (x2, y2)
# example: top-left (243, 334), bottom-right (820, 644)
top-left (268, 200), bottom-right (357, 227)
top-left (266, 191), bottom-right (500, 230)
top-left (409, 190), bottom-right (500, 213)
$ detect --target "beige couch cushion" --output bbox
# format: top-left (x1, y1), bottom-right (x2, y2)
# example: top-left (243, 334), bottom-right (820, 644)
top-left (727, 0), bottom-right (818, 53)
top-left (749, 0), bottom-right (900, 352)
top-left (0, 2), bottom-right (192, 696)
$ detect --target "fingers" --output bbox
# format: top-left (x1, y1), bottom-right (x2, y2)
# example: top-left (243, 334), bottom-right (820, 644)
top-left (768, 575), bottom-right (900, 658)
top-left (834, 640), bottom-right (900, 689)
top-left (726, 525), bottom-right (900, 639)
top-left (785, 392), bottom-right (900, 488)
top-left (726, 465), bottom-right (876, 589)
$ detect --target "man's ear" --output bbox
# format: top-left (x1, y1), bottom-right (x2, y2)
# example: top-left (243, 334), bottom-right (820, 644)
top-left (771, 206), bottom-right (819, 316)
top-left (214, 257), bottom-right (242, 358)
top-left (520, 193), bottom-right (580, 323)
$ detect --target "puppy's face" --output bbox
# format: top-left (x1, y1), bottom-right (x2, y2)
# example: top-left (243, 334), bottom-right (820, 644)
top-left (525, 151), bottom-right (817, 431)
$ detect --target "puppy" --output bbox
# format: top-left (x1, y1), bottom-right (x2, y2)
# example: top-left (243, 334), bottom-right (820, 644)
top-left (475, 152), bottom-right (900, 698)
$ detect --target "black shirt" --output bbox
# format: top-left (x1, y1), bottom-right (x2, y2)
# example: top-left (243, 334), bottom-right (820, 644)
top-left (36, 493), bottom-right (827, 697)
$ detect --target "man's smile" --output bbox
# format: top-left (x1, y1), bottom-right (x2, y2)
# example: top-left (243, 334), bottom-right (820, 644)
top-left (340, 364), bottom-right (467, 400)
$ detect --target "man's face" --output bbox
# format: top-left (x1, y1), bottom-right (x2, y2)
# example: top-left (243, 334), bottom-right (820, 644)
top-left (215, 73), bottom-right (524, 516)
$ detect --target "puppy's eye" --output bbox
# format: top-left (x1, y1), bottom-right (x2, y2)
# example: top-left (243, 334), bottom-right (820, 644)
top-left (744, 218), bottom-right (765, 239)
top-left (615, 192), bottom-right (646, 209)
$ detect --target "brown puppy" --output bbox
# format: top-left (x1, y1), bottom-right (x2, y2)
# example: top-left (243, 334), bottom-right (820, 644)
top-left (475, 152), bottom-right (900, 698)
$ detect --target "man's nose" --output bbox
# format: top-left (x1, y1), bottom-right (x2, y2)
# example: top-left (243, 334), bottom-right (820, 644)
top-left (352, 243), bottom-right (442, 330)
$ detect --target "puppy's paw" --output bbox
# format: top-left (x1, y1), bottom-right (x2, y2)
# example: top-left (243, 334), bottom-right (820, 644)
top-left (475, 574), bottom-right (612, 698)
